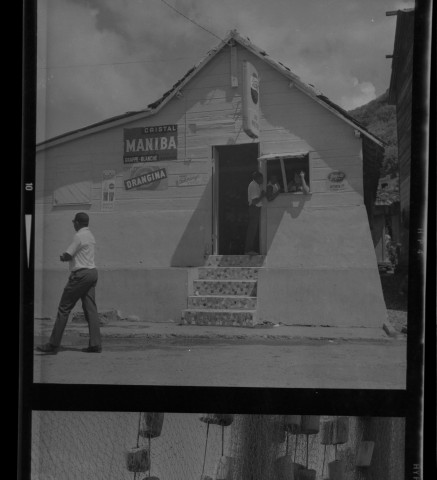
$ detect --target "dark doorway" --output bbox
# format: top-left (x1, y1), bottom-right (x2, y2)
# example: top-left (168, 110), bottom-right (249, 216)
top-left (216, 144), bottom-right (259, 254)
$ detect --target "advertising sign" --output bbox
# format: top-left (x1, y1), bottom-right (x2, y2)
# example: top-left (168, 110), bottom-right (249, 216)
top-left (327, 170), bottom-right (346, 191)
top-left (242, 61), bottom-right (260, 138)
top-left (176, 173), bottom-right (208, 187)
top-left (124, 165), bottom-right (168, 191)
top-left (101, 170), bottom-right (116, 210)
top-left (123, 125), bottom-right (177, 163)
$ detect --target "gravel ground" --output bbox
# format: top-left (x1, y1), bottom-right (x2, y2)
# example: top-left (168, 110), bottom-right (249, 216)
top-left (380, 272), bottom-right (408, 334)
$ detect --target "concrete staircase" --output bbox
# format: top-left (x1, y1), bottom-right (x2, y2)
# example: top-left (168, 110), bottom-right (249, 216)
top-left (181, 255), bottom-right (265, 327)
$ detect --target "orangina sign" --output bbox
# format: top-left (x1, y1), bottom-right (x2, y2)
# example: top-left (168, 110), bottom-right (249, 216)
top-left (124, 165), bottom-right (168, 191)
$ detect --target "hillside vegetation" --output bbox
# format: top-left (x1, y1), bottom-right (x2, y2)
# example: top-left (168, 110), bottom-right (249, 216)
top-left (348, 90), bottom-right (398, 178)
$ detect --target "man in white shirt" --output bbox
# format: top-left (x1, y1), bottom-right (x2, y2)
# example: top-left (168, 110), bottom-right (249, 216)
top-left (36, 212), bottom-right (102, 354)
top-left (244, 171), bottom-right (265, 255)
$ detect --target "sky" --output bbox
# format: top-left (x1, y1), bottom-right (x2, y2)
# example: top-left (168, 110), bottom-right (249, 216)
top-left (36, 0), bottom-right (415, 143)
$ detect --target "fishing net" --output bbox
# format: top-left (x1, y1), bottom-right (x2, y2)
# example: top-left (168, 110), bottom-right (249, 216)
top-left (31, 413), bottom-right (404, 480)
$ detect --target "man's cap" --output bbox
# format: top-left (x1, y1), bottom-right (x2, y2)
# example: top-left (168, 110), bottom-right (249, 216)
top-left (73, 212), bottom-right (89, 224)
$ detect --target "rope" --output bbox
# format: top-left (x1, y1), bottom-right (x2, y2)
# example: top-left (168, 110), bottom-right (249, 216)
top-left (136, 413), bottom-right (142, 447)
top-left (200, 422), bottom-right (210, 478)
top-left (294, 435), bottom-right (298, 463)
top-left (148, 435), bottom-right (151, 478)
top-left (306, 434), bottom-right (309, 469)
top-left (133, 413), bottom-right (142, 480)
top-left (322, 444), bottom-right (327, 477)
top-left (221, 425), bottom-right (224, 457)
top-left (286, 432), bottom-right (289, 455)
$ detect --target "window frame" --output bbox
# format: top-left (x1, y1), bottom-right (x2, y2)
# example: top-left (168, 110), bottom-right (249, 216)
top-left (259, 152), bottom-right (310, 194)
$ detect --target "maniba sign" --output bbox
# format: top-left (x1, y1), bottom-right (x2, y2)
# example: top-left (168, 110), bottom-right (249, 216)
top-left (123, 125), bottom-right (178, 163)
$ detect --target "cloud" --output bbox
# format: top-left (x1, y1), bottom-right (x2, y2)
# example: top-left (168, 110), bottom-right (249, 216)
top-left (36, 0), bottom-right (400, 141)
top-left (392, 0), bottom-right (415, 8)
top-left (37, 0), bottom-right (224, 141)
top-left (340, 80), bottom-right (377, 110)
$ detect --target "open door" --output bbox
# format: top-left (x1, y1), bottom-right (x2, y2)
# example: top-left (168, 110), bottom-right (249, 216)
top-left (212, 144), bottom-right (260, 255)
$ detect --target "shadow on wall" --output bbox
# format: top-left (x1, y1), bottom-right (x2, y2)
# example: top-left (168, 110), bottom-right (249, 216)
top-left (286, 195), bottom-right (308, 219)
top-left (50, 204), bottom-right (92, 213)
top-left (264, 194), bottom-right (310, 254)
top-left (261, 92), bottom-right (378, 203)
top-left (170, 177), bottom-right (213, 267)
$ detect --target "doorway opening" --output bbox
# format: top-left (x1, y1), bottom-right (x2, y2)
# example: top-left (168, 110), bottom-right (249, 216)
top-left (215, 143), bottom-right (260, 255)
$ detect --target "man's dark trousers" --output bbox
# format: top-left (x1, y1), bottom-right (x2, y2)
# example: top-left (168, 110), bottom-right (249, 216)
top-left (49, 268), bottom-right (101, 348)
top-left (245, 205), bottom-right (261, 253)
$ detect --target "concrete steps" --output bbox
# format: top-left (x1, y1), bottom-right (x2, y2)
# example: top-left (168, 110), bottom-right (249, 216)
top-left (205, 255), bottom-right (265, 267)
top-left (198, 266), bottom-right (260, 280)
top-left (182, 309), bottom-right (257, 327)
top-left (188, 295), bottom-right (257, 310)
top-left (181, 255), bottom-right (265, 327)
top-left (193, 279), bottom-right (257, 296)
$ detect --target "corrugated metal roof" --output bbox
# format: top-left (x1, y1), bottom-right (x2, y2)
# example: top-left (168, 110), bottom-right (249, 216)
top-left (37, 29), bottom-right (384, 149)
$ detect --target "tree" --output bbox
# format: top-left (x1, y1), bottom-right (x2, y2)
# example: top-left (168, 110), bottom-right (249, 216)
top-left (349, 90), bottom-right (398, 178)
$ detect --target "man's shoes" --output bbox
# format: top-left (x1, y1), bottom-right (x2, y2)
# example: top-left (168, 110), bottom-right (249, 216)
top-left (36, 343), bottom-right (58, 354)
top-left (81, 345), bottom-right (102, 353)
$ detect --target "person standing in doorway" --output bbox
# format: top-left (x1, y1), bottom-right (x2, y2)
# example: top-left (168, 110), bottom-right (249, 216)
top-left (36, 212), bottom-right (102, 354)
top-left (244, 171), bottom-right (265, 255)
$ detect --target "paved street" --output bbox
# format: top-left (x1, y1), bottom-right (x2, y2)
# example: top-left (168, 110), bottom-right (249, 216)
top-left (33, 320), bottom-right (406, 389)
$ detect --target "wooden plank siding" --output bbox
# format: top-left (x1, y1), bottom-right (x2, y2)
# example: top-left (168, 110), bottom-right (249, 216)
top-left (387, 9), bottom-right (414, 267)
top-left (35, 40), bottom-right (368, 270)
top-left (389, 10), bottom-right (414, 222)
top-left (36, 43), bottom-right (363, 204)
top-left (396, 89), bottom-right (412, 213)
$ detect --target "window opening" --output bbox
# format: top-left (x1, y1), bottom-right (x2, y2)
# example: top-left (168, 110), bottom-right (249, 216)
top-left (264, 154), bottom-right (310, 194)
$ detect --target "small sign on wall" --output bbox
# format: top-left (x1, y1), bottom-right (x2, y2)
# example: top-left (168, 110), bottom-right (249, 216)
top-left (124, 164), bottom-right (168, 191)
top-left (242, 61), bottom-right (260, 139)
top-left (102, 170), bottom-right (116, 210)
top-left (326, 170), bottom-right (346, 191)
top-left (123, 125), bottom-right (178, 163)
top-left (176, 173), bottom-right (208, 187)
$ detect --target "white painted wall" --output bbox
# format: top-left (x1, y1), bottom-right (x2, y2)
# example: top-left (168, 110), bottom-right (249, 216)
top-left (34, 43), bottom-right (380, 324)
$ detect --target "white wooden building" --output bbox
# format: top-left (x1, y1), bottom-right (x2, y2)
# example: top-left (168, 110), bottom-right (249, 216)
top-left (35, 30), bottom-right (387, 328)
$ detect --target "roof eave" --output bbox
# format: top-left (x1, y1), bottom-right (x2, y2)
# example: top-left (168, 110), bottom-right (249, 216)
top-left (36, 109), bottom-right (155, 151)
top-left (37, 29), bottom-right (384, 151)
top-left (231, 32), bottom-right (385, 148)
top-left (36, 33), bottom-right (236, 152)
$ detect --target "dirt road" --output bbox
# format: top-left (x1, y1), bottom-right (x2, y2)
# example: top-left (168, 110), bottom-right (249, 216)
top-left (33, 334), bottom-right (406, 389)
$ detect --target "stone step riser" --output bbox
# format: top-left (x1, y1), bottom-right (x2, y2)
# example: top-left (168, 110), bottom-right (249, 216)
top-left (205, 255), bottom-right (265, 267)
top-left (198, 267), bottom-right (260, 280)
top-left (181, 310), bottom-right (257, 327)
top-left (193, 280), bottom-right (257, 296)
top-left (181, 255), bottom-right (263, 327)
top-left (188, 296), bottom-right (257, 310)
